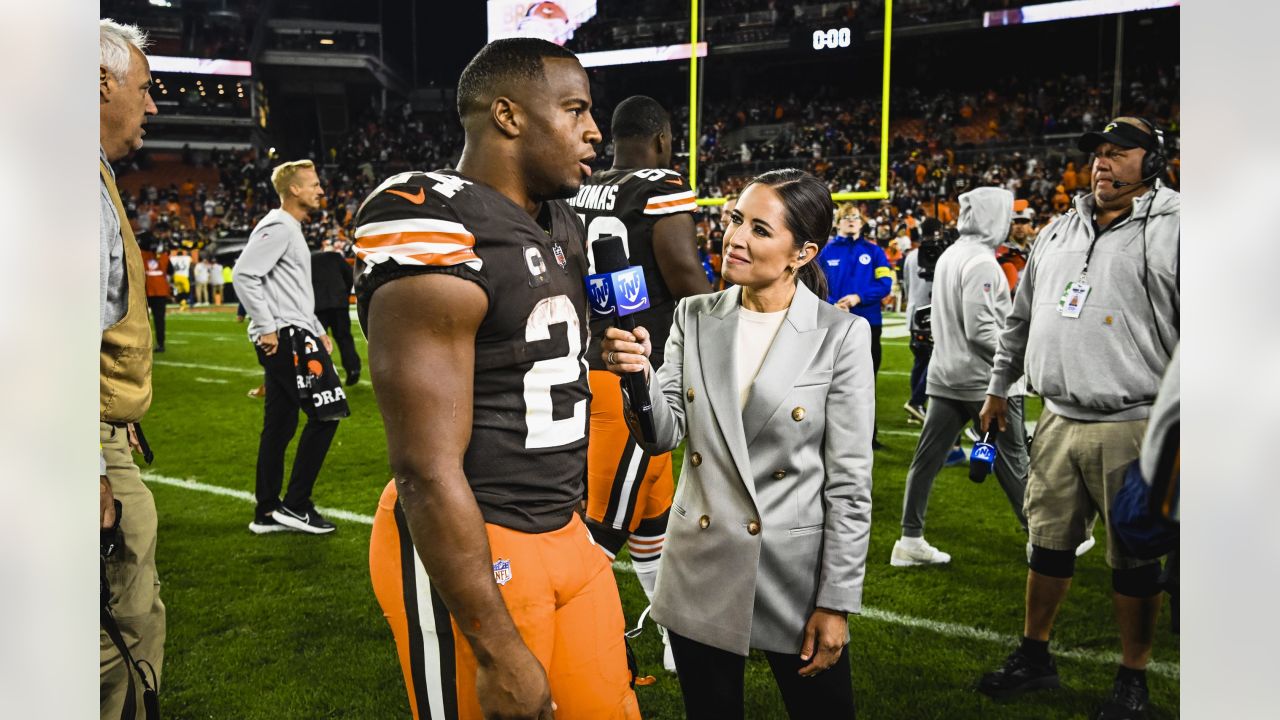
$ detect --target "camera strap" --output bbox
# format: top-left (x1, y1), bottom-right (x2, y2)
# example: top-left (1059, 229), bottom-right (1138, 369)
top-left (101, 557), bottom-right (160, 720)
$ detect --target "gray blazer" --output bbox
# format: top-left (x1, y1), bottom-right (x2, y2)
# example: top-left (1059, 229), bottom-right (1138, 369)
top-left (625, 282), bottom-right (875, 656)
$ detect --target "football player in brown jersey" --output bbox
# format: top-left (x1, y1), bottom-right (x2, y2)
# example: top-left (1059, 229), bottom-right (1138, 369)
top-left (358, 39), bottom-right (639, 720)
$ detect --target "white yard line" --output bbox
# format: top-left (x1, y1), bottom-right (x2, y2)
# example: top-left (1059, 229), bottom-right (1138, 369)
top-left (154, 360), bottom-right (260, 376)
top-left (144, 471), bottom-right (1176, 678)
top-left (858, 606), bottom-right (1178, 677)
top-left (144, 472), bottom-right (377, 525)
top-left (193, 377), bottom-right (230, 384)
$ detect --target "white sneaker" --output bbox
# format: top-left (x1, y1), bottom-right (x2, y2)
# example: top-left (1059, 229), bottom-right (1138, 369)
top-left (890, 537), bottom-right (951, 567)
top-left (1075, 535), bottom-right (1097, 557)
top-left (965, 427), bottom-right (982, 443)
top-left (903, 403), bottom-right (927, 423)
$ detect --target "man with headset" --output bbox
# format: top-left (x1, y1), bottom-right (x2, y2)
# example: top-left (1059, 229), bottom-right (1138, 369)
top-left (974, 117), bottom-right (1178, 720)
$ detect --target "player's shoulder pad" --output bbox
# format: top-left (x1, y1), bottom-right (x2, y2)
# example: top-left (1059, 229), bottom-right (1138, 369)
top-left (353, 171), bottom-right (482, 274)
top-left (627, 168), bottom-right (696, 216)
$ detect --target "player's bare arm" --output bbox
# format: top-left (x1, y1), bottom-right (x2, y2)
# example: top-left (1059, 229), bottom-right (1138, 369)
top-left (651, 213), bottom-right (713, 298)
top-left (367, 272), bottom-right (553, 720)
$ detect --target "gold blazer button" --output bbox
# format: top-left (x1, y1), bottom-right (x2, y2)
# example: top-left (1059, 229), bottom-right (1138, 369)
top-left (747, 520), bottom-right (761, 535)
top-left (791, 406), bottom-right (806, 422)
top-left (699, 515), bottom-right (710, 529)
top-left (772, 470), bottom-right (786, 480)
top-left (687, 387), bottom-right (695, 402)
top-left (690, 452), bottom-right (702, 467)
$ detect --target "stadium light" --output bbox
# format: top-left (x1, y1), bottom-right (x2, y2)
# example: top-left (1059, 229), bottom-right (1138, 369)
top-left (693, 0), bottom-right (893, 206)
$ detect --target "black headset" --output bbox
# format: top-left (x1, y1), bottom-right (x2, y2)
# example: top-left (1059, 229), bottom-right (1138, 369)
top-left (1133, 116), bottom-right (1168, 185)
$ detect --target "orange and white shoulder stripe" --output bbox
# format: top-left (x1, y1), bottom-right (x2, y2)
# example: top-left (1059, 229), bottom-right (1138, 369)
top-left (643, 190), bottom-right (697, 216)
top-left (353, 217), bottom-right (482, 272)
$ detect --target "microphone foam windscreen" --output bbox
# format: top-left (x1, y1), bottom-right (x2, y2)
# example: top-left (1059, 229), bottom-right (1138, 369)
top-left (593, 235), bottom-right (629, 274)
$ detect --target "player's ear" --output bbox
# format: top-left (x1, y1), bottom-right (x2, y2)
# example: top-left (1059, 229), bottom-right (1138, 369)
top-left (492, 96), bottom-right (521, 139)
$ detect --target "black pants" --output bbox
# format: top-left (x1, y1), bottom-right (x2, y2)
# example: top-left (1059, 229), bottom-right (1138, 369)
top-left (909, 341), bottom-right (932, 408)
top-left (146, 296), bottom-right (167, 349)
top-left (668, 631), bottom-right (856, 720)
top-left (869, 323), bottom-right (882, 444)
top-left (254, 340), bottom-right (339, 518)
top-left (868, 322), bottom-right (882, 375)
top-left (315, 306), bottom-right (361, 375)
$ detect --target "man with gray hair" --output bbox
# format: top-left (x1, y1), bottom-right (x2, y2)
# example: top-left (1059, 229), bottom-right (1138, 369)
top-left (99, 17), bottom-right (162, 718)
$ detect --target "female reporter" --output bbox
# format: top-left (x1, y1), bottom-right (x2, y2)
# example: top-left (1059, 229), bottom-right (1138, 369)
top-left (602, 169), bottom-right (874, 719)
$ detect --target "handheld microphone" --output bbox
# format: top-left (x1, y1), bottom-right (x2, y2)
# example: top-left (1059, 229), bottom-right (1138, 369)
top-left (586, 235), bottom-right (657, 444)
top-left (969, 432), bottom-right (996, 484)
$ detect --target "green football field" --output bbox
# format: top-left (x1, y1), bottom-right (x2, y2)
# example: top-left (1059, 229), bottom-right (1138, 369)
top-left (141, 307), bottom-right (1179, 719)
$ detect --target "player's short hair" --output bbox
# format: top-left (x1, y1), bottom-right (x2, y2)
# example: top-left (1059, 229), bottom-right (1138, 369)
top-left (456, 37), bottom-right (579, 121)
top-left (271, 160), bottom-right (316, 199)
top-left (100, 19), bottom-right (150, 82)
top-left (611, 95), bottom-right (670, 141)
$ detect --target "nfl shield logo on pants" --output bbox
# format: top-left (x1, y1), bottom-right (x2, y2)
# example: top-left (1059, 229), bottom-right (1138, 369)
top-left (492, 558), bottom-right (512, 586)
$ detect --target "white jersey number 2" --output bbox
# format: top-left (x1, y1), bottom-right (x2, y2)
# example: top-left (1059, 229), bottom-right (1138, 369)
top-left (523, 295), bottom-right (587, 449)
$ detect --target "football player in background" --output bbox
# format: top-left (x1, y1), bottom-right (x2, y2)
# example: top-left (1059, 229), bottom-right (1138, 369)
top-left (570, 95), bottom-right (713, 672)
top-left (357, 39), bottom-right (639, 720)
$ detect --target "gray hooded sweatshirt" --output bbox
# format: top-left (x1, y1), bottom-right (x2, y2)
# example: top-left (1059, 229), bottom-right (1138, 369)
top-left (927, 187), bottom-right (1016, 402)
top-left (989, 185), bottom-right (1179, 421)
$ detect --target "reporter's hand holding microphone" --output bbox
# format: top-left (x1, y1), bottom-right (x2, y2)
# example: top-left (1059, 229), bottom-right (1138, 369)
top-left (601, 326), bottom-right (652, 381)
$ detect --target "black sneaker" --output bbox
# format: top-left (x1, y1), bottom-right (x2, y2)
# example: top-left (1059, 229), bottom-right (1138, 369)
top-left (977, 648), bottom-right (1060, 700)
top-left (1095, 672), bottom-right (1149, 719)
top-left (345, 369), bottom-right (361, 386)
top-left (272, 505), bottom-right (336, 534)
top-left (248, 515), bottom-right (291, 535)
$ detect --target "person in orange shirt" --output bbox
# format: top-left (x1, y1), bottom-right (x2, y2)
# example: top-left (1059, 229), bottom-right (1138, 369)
top-left (1052, 185), bottom-right (1070, 213)
top-left (139, 234), bottom-right (171, 351)
top-left (997, 206), bottom-right (1035, 295)
top-left (1061, 161), bottom-right (1078, 192)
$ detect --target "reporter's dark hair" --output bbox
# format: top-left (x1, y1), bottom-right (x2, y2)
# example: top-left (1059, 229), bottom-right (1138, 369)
top-left (743, 168), bottom-right (830, 299)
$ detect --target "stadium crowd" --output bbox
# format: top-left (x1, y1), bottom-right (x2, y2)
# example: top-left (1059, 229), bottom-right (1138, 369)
top-left (118, 63), bottom-right (1177, 273)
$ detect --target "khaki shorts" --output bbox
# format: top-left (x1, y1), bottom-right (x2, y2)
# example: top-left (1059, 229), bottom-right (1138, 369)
top-left (1024, 409), bottom-right (1156, 569)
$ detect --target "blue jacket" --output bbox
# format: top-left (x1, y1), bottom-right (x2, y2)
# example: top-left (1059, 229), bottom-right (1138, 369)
top-left (818, 234), bottom-right (894, 326)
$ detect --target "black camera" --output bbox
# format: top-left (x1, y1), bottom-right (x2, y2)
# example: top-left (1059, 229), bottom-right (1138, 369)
top-left (916, 227), bottom-right (957, 282)
top-left (910, 304), bottom-right (933, 351)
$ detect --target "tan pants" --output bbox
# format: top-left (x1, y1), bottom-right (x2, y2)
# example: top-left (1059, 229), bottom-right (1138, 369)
top-left (100, 422), bottom-right (166, 719)
top-left (1024, 409), bottom-right (1155, 570)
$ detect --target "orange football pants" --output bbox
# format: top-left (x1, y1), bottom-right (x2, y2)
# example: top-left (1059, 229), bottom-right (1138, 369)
top-left (369, 481), bottom-right (641, 720)
top-left (586, 370), bottom-right (673, 537)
